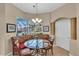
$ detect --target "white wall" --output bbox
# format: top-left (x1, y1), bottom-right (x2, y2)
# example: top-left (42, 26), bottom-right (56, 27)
top-left (0, 4), bottom-right (6, 55)
top-left (38, 13), bottom-right (51, 34)
top-left (76, 4), bottom-right (79, 55)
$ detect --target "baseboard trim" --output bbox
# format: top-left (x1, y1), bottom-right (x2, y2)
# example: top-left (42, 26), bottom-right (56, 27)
top-left (55, 45), bottom-right (70, 52)
top-left (6, 52), bottom-right (12, 56)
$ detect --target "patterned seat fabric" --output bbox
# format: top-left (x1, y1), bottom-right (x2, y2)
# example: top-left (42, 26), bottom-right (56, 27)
top-left (20, 48), bottom-right (31, 56)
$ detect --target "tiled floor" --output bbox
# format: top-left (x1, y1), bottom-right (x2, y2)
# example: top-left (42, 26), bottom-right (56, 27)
top-left (47, 46), bottom-right (69, 56)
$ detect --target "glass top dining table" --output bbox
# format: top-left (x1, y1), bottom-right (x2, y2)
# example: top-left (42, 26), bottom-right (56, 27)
top-left (24, 39), bottom-right (50, 56)
top-left (24, 39), bottom-right (49, 49)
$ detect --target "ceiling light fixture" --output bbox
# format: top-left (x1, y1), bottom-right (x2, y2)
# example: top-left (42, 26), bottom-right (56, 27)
top-left (32, 3), bottom-right (42, 24)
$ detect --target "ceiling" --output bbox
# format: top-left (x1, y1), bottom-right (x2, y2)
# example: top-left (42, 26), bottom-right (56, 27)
top-left (13, 3), bottom-right (65, 14)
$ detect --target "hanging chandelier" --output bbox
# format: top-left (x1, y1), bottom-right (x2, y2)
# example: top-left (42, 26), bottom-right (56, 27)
top-left (32, 3), bottom-right (42, 24)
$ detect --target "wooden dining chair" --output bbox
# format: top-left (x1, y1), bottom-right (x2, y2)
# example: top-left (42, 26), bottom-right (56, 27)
top-left (11, 37), bottom-right (20, 55)
top-left (11, 37), bottom-right (32, 56)
top-left (40, 34), bottom-right (55, 56)
top-left (44, 38), bottom-right (55, 56)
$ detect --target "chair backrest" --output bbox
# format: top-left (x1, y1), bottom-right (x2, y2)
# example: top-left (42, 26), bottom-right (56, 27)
top-left (11, 37), bottom-right (17, 46)
top-left (11, 37), bottom-right (21, 55)
top-left (18, 35), bottom-right (33, 43)
top-left (41, 34), bottom-right (49, 40)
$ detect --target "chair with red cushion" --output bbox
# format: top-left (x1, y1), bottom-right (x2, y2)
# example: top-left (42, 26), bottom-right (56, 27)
top-left (11, 37), bottom-right (32, 56)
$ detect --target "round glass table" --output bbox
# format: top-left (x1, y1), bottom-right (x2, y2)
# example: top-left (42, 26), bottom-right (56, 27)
top-left (24, 39), bottom-right (50, 56)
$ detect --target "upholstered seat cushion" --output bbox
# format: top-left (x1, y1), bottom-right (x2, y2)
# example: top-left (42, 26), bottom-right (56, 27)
top-left (19, 43), bottom-right (26, 49)
top-left (43, 40), bottom-right (52, 48)
top-left (20, 48), bottom-right (31, 55)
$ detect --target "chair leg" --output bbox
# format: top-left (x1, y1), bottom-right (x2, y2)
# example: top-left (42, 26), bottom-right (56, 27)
top-left (40, 49), bottom-right (44, 56)
top-left (13, 51), bottom-right (14, 56)
top-left (45, 49), bottom-right (48, 56)
top-left (51, 46), bottom-right (53, 55)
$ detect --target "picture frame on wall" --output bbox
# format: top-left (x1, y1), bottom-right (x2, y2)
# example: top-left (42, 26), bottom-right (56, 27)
top-left (6, 23), bottom-right (16, 33)
top-left (43, 26), bottom-right (49, 32)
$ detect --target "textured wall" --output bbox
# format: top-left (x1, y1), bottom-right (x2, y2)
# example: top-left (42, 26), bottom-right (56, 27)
top-left (0, 3), bottom-right (5, 55)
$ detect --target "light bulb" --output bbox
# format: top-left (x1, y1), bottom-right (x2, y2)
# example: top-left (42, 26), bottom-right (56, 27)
top-left (36, 18), bottom-right (39, 21)
top-left (38, 19), bottom-right (42, 23)
top-left (32, 19), bottom-right (36, 23)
